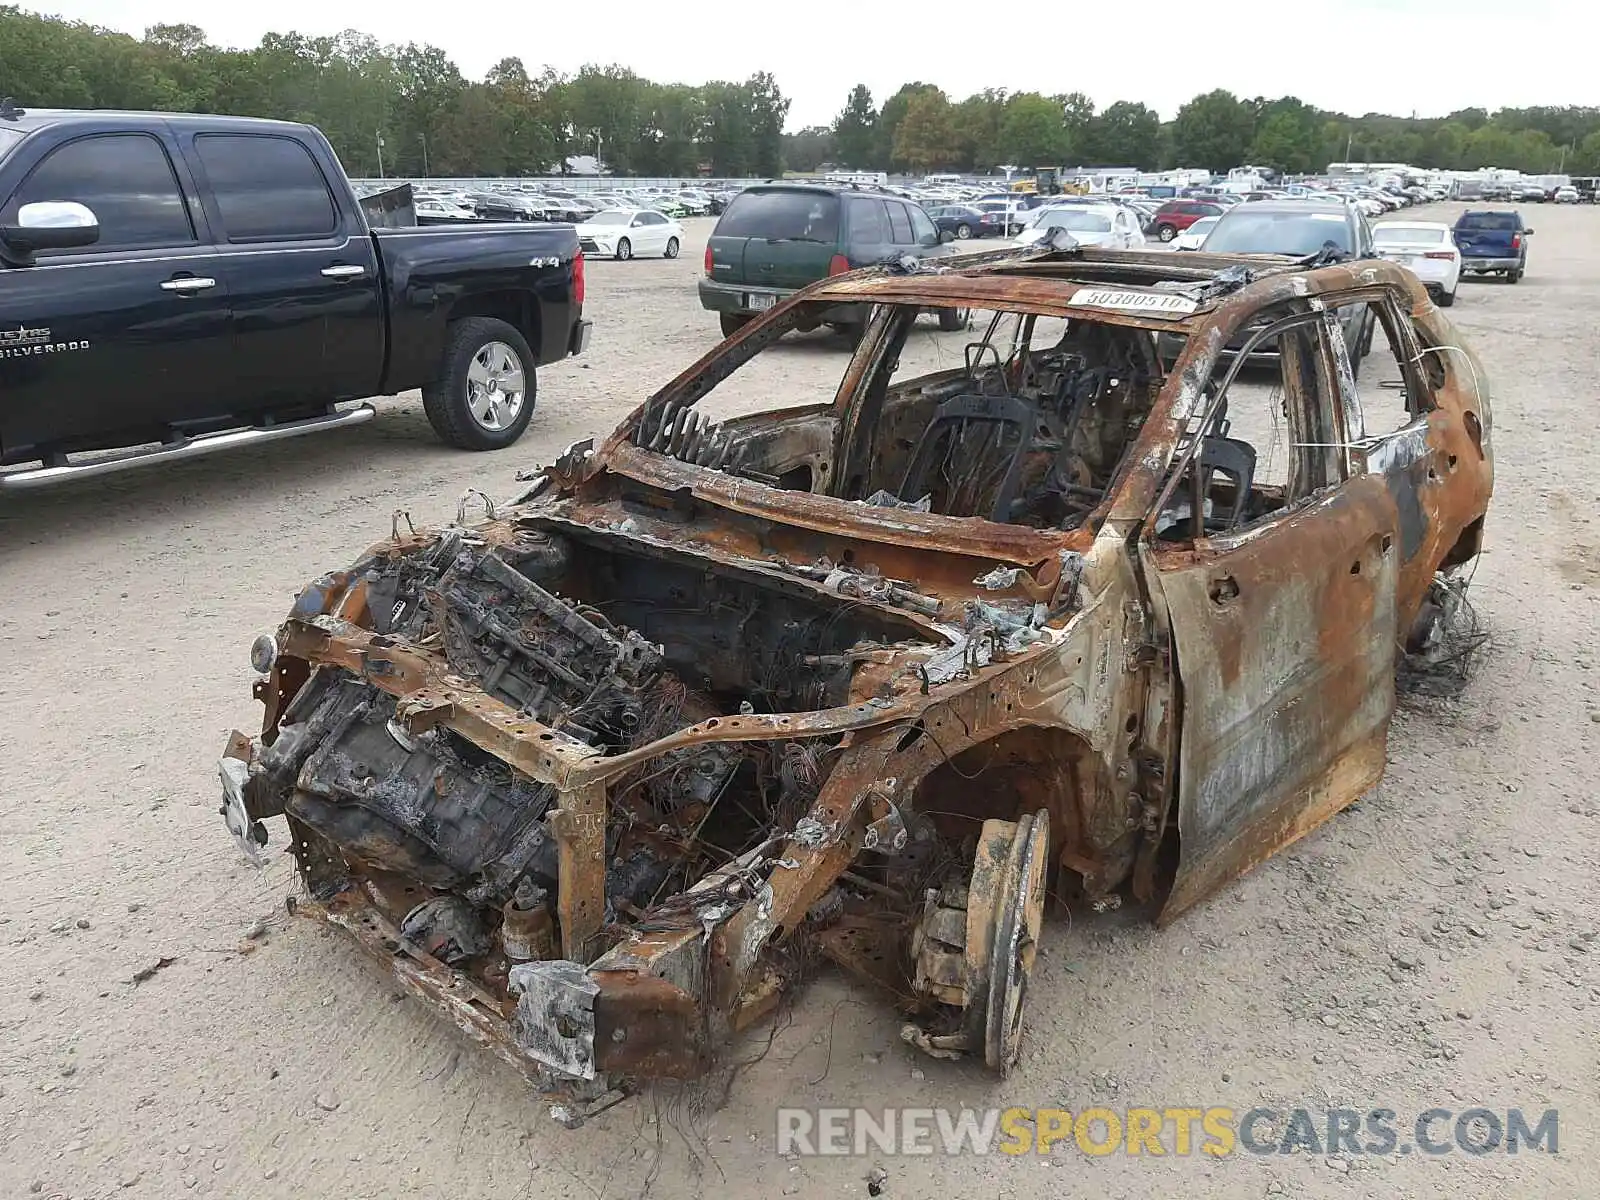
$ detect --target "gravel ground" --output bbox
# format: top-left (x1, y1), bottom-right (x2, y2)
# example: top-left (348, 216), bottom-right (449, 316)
top-left (1, 206), bottom-right (1595, 1199)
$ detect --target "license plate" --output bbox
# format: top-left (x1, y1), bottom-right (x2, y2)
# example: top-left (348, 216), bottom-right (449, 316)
top-left (746, 293), bottom-right (776, 311)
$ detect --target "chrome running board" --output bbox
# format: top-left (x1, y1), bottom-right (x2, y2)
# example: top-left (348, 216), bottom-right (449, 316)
top-left (0, 404), bottom-right (377, 491)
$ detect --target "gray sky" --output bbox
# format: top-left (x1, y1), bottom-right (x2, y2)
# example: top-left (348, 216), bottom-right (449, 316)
top-left (39, 0), bottom-right (1590, 129)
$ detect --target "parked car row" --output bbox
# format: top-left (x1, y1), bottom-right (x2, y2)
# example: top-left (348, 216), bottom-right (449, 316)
top-left (1169, 196), bottom-right (1536, 306)
top-left (396, 181), bottom-right (738, 227)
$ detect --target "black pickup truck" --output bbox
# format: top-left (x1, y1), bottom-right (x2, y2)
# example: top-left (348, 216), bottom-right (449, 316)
top-left (0, 106), bottom-right (591, 490)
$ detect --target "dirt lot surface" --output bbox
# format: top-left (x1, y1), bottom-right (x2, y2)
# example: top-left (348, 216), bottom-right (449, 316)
top-left (2, 205), bottom-right (1595, 1199)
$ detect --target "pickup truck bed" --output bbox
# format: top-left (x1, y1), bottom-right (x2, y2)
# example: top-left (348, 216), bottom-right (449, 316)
top-left (1452, 209), bottom-right (1531, 282)
top-left (0, 107), bottom-right (590, 488)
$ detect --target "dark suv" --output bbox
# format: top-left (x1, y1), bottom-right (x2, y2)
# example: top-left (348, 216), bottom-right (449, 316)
top-left (1150, 199), bottom-right (1225, 242)
top-left (700, 185), bottom-right (955, 338)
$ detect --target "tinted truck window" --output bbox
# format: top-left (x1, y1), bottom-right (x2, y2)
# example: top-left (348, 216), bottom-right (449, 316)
top-left (6, 133), bottom-right (193, 250)
top-left (1456, 212), bottom-right (1519, 231)
top-left (195, 134), bottom-right (337, 241)
top-left (715, 190), bottom-right (839, 242)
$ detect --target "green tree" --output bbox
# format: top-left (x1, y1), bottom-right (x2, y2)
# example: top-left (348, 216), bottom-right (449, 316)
top-left (893, 88), bottom-right (956, 172)
top-left (997, 93), bottom-right (1064, 167)
top-left (832, 84), bottom-right (877, 168)
top-left (783, 125), bottom-right (834, 172)
top-left (1572, 129), bottom-right (1600, 176)
top-left (484, 58), bottom-right (563, 175)
top-left (744, 71), bottom-right (790, 177)
top-left (1246, 97), bottom-right (1322, 174)
top-left (1087, 100), bottom-right (1160, 167)
top-left (1171, 89), bottom-right (1256, 172)
top-left (951, 89), bottom-right (1006, 172)
top-left (877, 82), bottom-right (939, 170)
top-left (1057, 90), bottom-right (1096, 162)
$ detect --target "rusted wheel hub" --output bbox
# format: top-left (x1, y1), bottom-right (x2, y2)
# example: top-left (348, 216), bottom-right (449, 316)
top-left (907, 808), bottom-right (1050, 1073)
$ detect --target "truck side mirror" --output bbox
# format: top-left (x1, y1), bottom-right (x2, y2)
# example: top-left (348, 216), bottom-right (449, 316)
top-left (0, 201), bottom-right (99, 263)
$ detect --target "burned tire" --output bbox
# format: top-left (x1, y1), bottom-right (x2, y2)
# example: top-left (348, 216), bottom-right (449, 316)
top-left (719, 312), bottom-right (752, 338)
top-left (906, 810), bottom-right (1050, 1074)
top-left (421, 317), bottom-right (536, 451)
top-left (1157, 223), bottom-right (1178, 242)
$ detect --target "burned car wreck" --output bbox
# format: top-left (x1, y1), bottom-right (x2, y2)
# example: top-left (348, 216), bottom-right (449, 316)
top-left (221, 244), bottom-right (1492, 1101)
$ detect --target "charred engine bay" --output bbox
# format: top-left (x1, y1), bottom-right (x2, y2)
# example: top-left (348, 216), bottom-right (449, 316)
top-left (261, 526), bottom-right (946, 966)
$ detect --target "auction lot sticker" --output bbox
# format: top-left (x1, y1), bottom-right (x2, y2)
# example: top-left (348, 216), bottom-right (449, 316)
top-left (1071, 287), bottom-right (1199, 317)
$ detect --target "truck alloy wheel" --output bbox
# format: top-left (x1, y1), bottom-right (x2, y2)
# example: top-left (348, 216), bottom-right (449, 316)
top-left (422, 317), bottom-right (537, 450)
top-left (466, 342), bottom-right (527, 431)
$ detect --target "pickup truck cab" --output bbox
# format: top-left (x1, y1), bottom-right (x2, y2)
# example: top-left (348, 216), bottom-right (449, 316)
top-left (0, 107), bottom-right (591, 489)
top-left (1452, 209), bottom-right (1532, 282)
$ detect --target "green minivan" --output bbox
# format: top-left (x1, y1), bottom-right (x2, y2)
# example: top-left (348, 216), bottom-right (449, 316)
top-left (698, 184), bottom-right (959, 339)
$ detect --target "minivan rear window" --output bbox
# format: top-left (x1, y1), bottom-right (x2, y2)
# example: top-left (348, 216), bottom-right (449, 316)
top-left (715, 190), bottom-right (840, 242)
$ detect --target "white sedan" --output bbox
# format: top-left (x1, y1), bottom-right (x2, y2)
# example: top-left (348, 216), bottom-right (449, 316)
top-left (1172, 214), bottom-right (1219, 250)
top-left (1373, 221), bottom-right (1461, 306)
top-left (1014, 204), bottom-right (1146, 250)
top-left (573, 208), bottom-right (684, 261)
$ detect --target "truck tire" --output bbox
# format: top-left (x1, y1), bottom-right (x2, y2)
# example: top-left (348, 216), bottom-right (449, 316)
top-left (422, 318), bottom-right (537, 451)
top-left (719, 312), bottom-right (752, 338)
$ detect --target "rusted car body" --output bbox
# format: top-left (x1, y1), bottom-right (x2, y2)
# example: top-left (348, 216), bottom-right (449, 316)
top-left (220, 245), bottom-right (1492, 1101)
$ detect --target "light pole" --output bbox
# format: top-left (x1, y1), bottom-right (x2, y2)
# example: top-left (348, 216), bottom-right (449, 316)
top-left (421, 132), bottom-right (430, 177)
top-left (376, 131), bottom-right (386, 179)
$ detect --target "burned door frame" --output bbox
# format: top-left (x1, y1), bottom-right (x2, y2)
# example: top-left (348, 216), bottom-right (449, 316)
top-left (1137, 301), bottom-right (1402, 921)
top-left (1324, 289), bottom-right (1459, 620)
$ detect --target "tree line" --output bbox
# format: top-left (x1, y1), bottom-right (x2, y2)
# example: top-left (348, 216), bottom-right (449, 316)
top-left (0, 8), bottom-right (787, 177)
top-left (1, 8), bottom-right (1596, 179)
top-left (794, 84), bottom-right (1600, 178)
